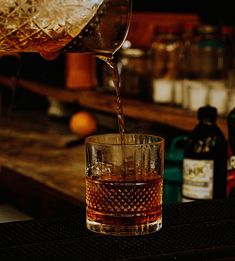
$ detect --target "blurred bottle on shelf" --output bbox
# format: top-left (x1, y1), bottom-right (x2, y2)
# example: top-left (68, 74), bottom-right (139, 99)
top-left (227, 107), bottom-right (235, 198)
top-left (119, 46), bottom-right (152, 100)
top-left (182, 105), bottom-right (227, 201)
top-left (223, 26), bottom-right (235, 114)
top-left (184, 24), bottom-right (228, 115)
top-left (66, 53), bottom-right (97, 90)
top-left (227, 73), bottom-right (235, 114)
top-left (181, 22), bottom-right (196, 51)
top-left (151, 24), bottom-right (184, 105)
top-left (221, 26), bottom-right (234, 78)
top-left (207, 25), bottom-right (234, 116)
top-left (196, 25), bottom-right (223, 79)
top-left (181, 22), bottom-right (197, 109)
top-left (102, 41), bottom-right (152, 101)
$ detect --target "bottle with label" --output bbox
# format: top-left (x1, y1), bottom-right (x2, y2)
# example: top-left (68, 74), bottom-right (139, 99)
top-left (227, 107), bottom-right (235, 197)
top-left (182, 105), bottom-right (227, 201)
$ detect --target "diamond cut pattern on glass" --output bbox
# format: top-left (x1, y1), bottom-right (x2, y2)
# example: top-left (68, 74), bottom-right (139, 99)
top-left (86, 178), bottom-right (162, 214)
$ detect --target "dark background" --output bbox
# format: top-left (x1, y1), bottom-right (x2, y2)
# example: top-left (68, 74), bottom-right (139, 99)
top-left (133, 0), bottom-right (235, 25)
top-left (1, 1), bottom-right (235, 87)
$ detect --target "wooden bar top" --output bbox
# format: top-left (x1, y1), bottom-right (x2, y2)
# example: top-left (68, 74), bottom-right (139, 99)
top-left (0, 111), bottom-right (87, 215)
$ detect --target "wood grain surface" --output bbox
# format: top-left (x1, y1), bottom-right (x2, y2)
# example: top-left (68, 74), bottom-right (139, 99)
top-left (0, 111), bottom-right (86, 217)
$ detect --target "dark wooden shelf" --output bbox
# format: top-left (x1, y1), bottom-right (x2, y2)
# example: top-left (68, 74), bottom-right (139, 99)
top-left (0, 75), bottom-right (228, 137)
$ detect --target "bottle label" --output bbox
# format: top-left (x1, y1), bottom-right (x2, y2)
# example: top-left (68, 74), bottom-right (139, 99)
top-left (227, 155), bottom-right (235, 197)
top-left (183, 159), bottom-right (214, 199)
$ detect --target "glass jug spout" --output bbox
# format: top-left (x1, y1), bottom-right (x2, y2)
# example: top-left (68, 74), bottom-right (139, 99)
top-left (0, 0), bottom-right (132, 57)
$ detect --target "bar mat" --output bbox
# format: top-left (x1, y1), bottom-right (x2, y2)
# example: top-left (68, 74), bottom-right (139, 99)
top-left (0, 199), bottom-right (234, 261)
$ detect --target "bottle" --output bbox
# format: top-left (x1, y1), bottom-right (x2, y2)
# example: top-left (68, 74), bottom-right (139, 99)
top-left (66, 53), bottom-right (97, 90)
top-left (181, 22), bottom-right (197, 80)
top-left (118, 46), bottom-right (152, 100)
top-left (186, 25), bottom-right (227, 114)
top-left (196, 25), bottom-right (224, 79)
top-left (227, 108), bottom-right (235, 197)
top-left (221, 25), bottom-right (234, 78)
top-left (182, 105), bottom-right (227, 201)
top-left (151, 24), bottom-right (183, 105)
top-left (181, 22), bottom-right (197, 110)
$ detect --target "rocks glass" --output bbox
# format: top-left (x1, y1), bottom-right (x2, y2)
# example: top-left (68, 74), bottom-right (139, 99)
top-left (86, 133), bottom-right (164, 236)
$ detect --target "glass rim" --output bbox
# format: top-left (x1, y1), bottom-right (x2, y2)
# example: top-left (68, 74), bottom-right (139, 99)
top-left (85, 133), bottom-right (164, 147)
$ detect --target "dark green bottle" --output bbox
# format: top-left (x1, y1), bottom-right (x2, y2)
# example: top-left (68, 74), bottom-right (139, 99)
top-left (227, 108), bottom-right (235, 197)
top-left (183, 105), bottom-right (227, 201)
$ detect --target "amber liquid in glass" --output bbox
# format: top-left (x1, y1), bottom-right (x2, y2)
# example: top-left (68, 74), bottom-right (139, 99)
top-left (83, 0), bottom-right (161, 235)
top-left (86, 174), bottom-right (163, 235)
top-left (86, 56), bottom-right (163, 235)
top-left (86, 55), bottom-right (163, 234)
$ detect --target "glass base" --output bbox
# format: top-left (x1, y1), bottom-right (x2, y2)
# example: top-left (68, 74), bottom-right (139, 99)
top-left (86, 219), bottom-right (162, 236)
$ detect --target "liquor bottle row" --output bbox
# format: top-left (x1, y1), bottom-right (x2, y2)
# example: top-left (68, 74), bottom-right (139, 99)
top-left (102, 23), bottom-right (235, 116)
top-left (164, 106), bottom-right (235, 204)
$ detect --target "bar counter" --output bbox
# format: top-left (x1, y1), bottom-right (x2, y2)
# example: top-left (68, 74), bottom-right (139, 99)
top-left (0, 111), bottom-right (86, 217)
top-left (0, 199), bottom-right (234, 260)
top-left (0, 111), bottom-right (235, 260)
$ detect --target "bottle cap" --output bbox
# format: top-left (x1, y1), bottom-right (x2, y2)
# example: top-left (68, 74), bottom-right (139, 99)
top-left (198, 105), bottom-right (218, 121)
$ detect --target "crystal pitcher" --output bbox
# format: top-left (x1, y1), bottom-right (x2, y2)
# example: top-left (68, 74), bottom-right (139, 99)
top-left (0, 0), bottom-right (132, 56)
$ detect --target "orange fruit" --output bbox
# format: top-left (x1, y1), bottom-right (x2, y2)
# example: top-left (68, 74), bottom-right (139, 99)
top-left (69, 111), bottom-right (97, 137)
